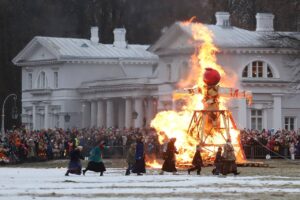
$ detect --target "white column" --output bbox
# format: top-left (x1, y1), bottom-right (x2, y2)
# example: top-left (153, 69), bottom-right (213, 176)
top-left (146, 97), bottom-right (155, 127)
top-left (97, 99), bottom-right (105, 128)
top-left (90, 100), bottom-right (97, 128)
top-left (118, 100), bottom-right (125, 129)
top-left (82, 102), bottom-right (91, 128)
top-left (238, 99), bottom-right (247, 129)
top-left (59, 113), bottom-right (65, 129)
top-left (263, 108), bottom-right (268, 130)
top-left (134, 97), bottom-right (144, 128)
top-left (273, 94), bottom-right (282, 131)
top-left (106, 99), bottom-right (114, 128)
top-left (32, 104), bottom-right (36, 130)
top-left (81, 103), bottom-right (85, 128)
top-left (44, 104), bottom-right (49, 129)
top-left (125, 98), bottom-right (132, 128)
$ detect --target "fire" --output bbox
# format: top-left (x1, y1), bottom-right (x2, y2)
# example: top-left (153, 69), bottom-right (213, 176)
top-left (149, 21), bottom-right (246, 168)
top-left (145, 159), bottom-right (162, 169)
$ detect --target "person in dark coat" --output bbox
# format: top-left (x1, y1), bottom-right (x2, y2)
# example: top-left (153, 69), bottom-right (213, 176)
top-left (188, 145), bottom-right (203, 175)
top-left (212, 147), bottom-right (223, 175)
top-left (160, 138), bottom-right (179, 175)
top-left (125, 143), bottom-right (136, 175)
top-left (83, 141), bottom-right (108, 176)
top-left (132, 137), bottom-right (146, 175)
top-left (65, 146), bottom-right (84, 176)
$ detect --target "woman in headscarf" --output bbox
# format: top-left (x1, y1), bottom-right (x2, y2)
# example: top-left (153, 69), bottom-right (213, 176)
top-left (160, 138), bottom-right (179, 175)
top-left (188, 144), bottom-right (203, 175)
top-left (83, 141), bottom-right (108, 176)
top-left (222, 139), bottom-right (239, 175)
top-left (65, 146), bottom-right (84, 176)
top-left (132, 136), bottom-right (146, 175)
top-left (125, 143), bottom-right (136, 175)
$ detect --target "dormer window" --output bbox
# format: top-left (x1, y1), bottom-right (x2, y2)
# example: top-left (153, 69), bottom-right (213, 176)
top-left (242, 61), bottom-right (274, 78)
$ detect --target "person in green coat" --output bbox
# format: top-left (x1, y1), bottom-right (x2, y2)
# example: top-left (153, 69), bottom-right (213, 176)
top-left (125, 143), bottom-right (136, 175)
top-left (83, 141), bottom-right (108, 176)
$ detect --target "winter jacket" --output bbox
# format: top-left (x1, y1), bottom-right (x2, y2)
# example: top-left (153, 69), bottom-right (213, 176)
top-left (89, 145), bottom-right (107, 163)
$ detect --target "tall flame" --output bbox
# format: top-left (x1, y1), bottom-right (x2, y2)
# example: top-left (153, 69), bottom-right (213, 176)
top-left (150, 21), bottom-right (245, 168)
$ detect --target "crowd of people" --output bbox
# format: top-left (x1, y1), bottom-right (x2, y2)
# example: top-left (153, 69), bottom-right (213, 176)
top-left (0, 127), bottom-right (160, 164)
top-left (240, 129), bottom-right (300, 157)
top-left (1, 127), bottom-right (299, 165)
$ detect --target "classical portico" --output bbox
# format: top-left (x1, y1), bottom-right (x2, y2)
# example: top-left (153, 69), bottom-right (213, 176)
top-left (80, 95), bottom-right (157, 129)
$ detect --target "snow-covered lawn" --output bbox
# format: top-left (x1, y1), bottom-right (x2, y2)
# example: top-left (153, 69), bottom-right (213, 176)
top-left (0, 167), bottom-right (300, 200)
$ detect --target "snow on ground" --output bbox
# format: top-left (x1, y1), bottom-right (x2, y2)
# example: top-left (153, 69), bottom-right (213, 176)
top-left (0, 167), bottom-right (300, 200)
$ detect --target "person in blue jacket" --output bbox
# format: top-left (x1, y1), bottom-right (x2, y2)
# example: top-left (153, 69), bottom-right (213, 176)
top-left (132, 136), bottom-right (146, 175)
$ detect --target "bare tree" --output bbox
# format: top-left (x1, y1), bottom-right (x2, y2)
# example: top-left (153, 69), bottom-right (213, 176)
top-left (265, 32), bottom-right (300, 91)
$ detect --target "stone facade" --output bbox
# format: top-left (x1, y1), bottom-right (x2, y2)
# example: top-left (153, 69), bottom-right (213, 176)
top-left (13, 12), bottom-right (300, 132)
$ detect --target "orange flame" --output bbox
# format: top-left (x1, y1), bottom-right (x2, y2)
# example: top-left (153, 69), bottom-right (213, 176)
top-left (149, 21), bottom-right (245, 168)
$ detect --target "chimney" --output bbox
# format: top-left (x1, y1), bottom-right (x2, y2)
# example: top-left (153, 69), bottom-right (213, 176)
top-left (90, 26), bottom-right (99, 44)
top-left (256, 13), bottom-right (274, 32)
top-left (215, 12), bottom-right (230, 27)
top-left (113, 28), bottom-right (127, 48)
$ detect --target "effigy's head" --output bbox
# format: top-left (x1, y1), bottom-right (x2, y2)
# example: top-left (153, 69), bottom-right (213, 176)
top-left (203, 68), bottom-right (221, 86)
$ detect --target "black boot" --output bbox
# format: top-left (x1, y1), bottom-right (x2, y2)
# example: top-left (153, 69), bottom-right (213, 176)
top-left (65, 170), bottom-right (69, 176)
top-left (233, 171), bottom-right (240, 175)
top-left (125, 170), bottom-right (130, 176)
top-left (137, 173), bottom-right (143, 176)
top-left (188, 169), bottom-right (191, 175)
top-left (197, 170), bottom-right (201, 175)
top-left (82, 169), bottom-right (87, 176)
top-left (100, 171), bottom-right (103, 176)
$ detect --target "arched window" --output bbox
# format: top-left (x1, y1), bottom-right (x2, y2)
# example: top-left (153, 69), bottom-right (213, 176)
top-left (242, 61), bottom-right (274, 78)
top-left (37, 71), bottom-right (48, 89)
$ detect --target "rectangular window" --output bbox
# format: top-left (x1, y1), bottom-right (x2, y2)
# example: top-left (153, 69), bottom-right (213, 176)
top-left (251, 109), bottom-right (263, 130)
top-left (28, 73), bottom-right (32, 89)
top-left (284, 117), bottom-right (295, 130)
top-left (54, 72), bottom-right (58, 88)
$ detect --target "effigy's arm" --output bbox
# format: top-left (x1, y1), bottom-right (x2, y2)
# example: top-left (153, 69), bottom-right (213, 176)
top-left (218, 87), bottom-right (252, 105)
top-left (173, 86), bottom-right (252, 105)
top-left (173, 86), bottom-right (203, 99)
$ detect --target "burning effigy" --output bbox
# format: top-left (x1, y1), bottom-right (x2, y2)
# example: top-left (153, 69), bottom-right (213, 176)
top-left (149, 21), bottom-right (252, 168)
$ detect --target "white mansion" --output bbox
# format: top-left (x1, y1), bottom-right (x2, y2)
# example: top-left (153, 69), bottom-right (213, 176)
top-left (13, 12), bottom-right (300, 132)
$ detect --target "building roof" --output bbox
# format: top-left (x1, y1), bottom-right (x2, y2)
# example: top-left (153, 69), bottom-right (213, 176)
top-left (13, 36), bottom-right (158, 65)
top-left (150, 22), bottom-right (300, 51)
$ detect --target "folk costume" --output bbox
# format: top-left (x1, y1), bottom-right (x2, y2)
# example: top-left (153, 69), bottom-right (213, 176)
top-left (212, 147), bottom-right (223, 175)
top-left (83, 142), bottom-right (108, 176)
top-left (132, 138), bottom-right (146, 175)
top-left (188, 145), bottom-right (203, 175)
top-left (65, 146), bottom-right (84, 176)
top-left (160, 138), bottom-right (178, 175)
top-left (125, 143), bottom-right (136, 175)
top-left (222, 140), bottom-right (239, 175)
